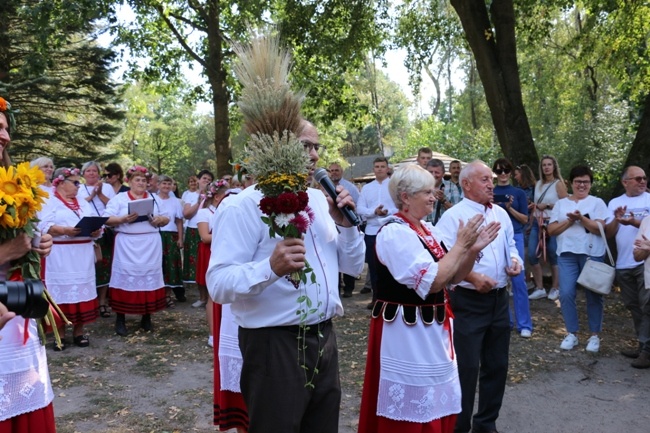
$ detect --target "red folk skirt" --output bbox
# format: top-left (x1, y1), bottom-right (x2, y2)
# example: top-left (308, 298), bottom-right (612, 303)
top-left (195, 242), bottom-right (211, 286)
top-left (212, 302), bottom-right (249, 431)
top-left (58, 299), bottom-right (99, 326)
top-left (0, 403), bottom-right (56, 433)
top-left (109, 288), bottom-right (167, 315)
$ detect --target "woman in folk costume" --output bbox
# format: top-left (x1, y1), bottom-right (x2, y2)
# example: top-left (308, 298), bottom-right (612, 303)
top-left (195, 179), bottom-right (229, 348)
top-left (103, 165), bottom-right (169, 336)
top-left (358, 165), bottom-right (500, 433)
top-left (156, 175), bottom-right (184, 308)
top-left (77, 161), bottom-right (116, 318)
top-left (182, 169), bottom-right (214, 306)
top-left (42, 167), bottom-right (102, 349)
top-left (0, 96), bottom-right (57, 433)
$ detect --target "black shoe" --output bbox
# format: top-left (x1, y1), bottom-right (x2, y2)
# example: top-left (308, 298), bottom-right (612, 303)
top-left (173, 287), bottom-right (186, 302)
top-left (360, 287), bottom-right (371, 294)
top-left (366, 301), bottom-right (374, 310)
top-left (115, 314), bottom-right (128, 336)
top-left (342, 292), bottom-right (353, 298)
top-left (140, 314), bottom-right (153, 332)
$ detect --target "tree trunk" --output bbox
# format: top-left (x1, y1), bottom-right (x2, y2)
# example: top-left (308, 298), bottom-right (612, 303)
top-left (450, 0), bottom-right (538, 168)
top-left (613, 93), bottom-right (650, 197)
top-left (206, 0), bottom-right (231, 177)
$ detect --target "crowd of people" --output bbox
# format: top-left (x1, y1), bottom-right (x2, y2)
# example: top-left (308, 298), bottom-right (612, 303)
top-left (2, 87), bottom-right (650, 433)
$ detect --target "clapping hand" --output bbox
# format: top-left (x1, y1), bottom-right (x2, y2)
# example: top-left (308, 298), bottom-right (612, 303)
top-left (614, 206), bottom-right (636, 226)
top-left (634, 235), bottom-right (650, 252)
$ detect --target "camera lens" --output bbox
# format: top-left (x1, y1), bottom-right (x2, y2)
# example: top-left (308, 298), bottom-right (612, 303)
top-left (0, 279), bottom-right (49, 319)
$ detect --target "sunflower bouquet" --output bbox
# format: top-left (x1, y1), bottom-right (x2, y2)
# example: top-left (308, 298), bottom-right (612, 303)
top-left (0, 161), bottom-right (69, 346)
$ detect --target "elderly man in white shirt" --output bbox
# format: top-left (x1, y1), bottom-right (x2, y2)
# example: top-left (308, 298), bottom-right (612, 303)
top-left (207, 121), bottom-right (365, 433)
top-left (436, 161), bottom-right (522, 433)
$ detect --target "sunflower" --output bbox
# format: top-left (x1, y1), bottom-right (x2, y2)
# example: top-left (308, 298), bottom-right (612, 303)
top-left (15, 162), bottom-right (45, 191)
top-left (0, 165), bottom-right (20, 206)
top-left (14, 192), bottom-right (41, 227)
top-left (0, 205), bottom-right (19, 229)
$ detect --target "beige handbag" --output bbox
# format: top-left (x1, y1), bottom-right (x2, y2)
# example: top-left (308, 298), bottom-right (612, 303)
top-left (577, 222), bottom-right (615, 295)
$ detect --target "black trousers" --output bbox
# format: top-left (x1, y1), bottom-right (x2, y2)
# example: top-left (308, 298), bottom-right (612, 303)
top-left (238, 320), bottom-right (340, 433)
top-left (342, 273), bottom-right (355, 294)
top-left (449, 287), bottom-right (511, 433)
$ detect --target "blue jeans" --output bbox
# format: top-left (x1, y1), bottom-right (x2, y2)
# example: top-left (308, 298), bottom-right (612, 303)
top-left (528, 219), bottom-right (558, 266)
top-left (510, 233), bottom-right (533, 331)
top-left (557, 252), bottom-right (605, 334)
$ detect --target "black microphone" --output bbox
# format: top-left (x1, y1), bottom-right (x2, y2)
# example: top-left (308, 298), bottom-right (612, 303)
top-left (313, 168), bottom-right (361, 226)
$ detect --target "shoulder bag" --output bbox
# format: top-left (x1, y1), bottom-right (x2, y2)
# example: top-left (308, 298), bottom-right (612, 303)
top-left (577, 221), bottom-right (615, 295)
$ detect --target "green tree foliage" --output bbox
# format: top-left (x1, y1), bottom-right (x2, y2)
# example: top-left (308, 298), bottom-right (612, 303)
top-left (0, 0), bottom-right (124, 165)
top-left (116, 81), bottom-right (217, 187)
top-left (110, 0), bottom-right (389, 175)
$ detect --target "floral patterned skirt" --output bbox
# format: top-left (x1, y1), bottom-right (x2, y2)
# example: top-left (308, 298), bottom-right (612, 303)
top-left (161, 231), bottom-right (183, 287)
top-left (183, 227), bottom-right (200, 283)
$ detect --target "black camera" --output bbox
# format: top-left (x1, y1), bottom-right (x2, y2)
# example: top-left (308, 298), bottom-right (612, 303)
top-left (0, 279), bottom-right (49, 319)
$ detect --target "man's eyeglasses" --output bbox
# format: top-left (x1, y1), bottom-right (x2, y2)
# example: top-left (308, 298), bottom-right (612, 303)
top-left (625, 176), bottom-right (647, 183)
top-left (494, 168), bottom-right (511, 175)
top-left (302, 141), bottom-right (324, 152)
top-left (65, 179), bottom-right (81, 187)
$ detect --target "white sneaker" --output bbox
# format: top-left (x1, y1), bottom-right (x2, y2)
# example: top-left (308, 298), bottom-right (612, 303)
top-left (192, 300), bottom-right (207, 308)
top-left (520, 329), bottom-right (532, 338)
top-left (528, 288), bottom-right (547, 300)
top-left (560, 333), bottom-right (579, 350)
top-left (547, 288), bottom-right (560, 301)
top-left (586, 335), bottom-right (600, 353)
top-left (207, 335), bottom-right (214, 348)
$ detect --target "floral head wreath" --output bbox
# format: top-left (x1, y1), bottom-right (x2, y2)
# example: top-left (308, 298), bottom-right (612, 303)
top-left (52, 168), bottom-right (81, 187)
top-left (125, 165), bottom-right (151, 182)
top-left (0, 96), bottom-right (17, 134)
top-left (206, 179), bottom-right (230, 198)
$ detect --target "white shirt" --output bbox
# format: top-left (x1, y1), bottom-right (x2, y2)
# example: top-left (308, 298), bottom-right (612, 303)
top-left (157, 194), bottom-right (184, 232)
top-left (533, 179), bottom-right (561, 219)
top-left (357, 178), bottom-right (397, 235)
top-left (607, 192), bottom-right (650, 269)
top-left (77, 182), bottom-right (115, 216)
top-left (183, 190), bottom-right (202, 228)
top-left (437, 198), bottom-right (522, 289)
top-left (550, 195), bottom-right (609, 256)
top-left (635, 217), bottom-right (650, 289)
top-left (376, 219), bottom-right (441, 300)
top-left (206, 186), bottom-right (365, 328)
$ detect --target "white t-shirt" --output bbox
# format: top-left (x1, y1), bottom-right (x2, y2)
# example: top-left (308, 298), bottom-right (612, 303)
top-left (157, 194), bottom-right (184, 232)
top-left (550, 195), bottom-right (609, 256)
top-left (607, 192), bottom-right (650, 269)
top-left (77, 182), bottom-right (116, 216)
top-left (634, 217), bottom-right (650, 289)
top-left (183, 191), bottom-right (203, 228)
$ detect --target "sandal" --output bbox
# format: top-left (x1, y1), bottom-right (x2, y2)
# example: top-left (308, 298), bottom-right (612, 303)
top-left (73, 335), bottom-right (90, 347)
top-left (99, 305), bottom-right (111, 318)
top-left (166, 295), bottom-right (176, 309)
top-left (53, 341), bottom-right (66, 351)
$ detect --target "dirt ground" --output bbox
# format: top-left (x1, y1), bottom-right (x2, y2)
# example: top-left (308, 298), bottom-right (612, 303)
top-left (51, 282), bottom-right (650, 433)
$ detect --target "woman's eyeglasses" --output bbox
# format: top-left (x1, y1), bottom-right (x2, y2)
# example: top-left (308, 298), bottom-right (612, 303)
top-left (573, 180), bottom-right (591, 186)
top-left (494, 168), bottom-right (511, 175)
